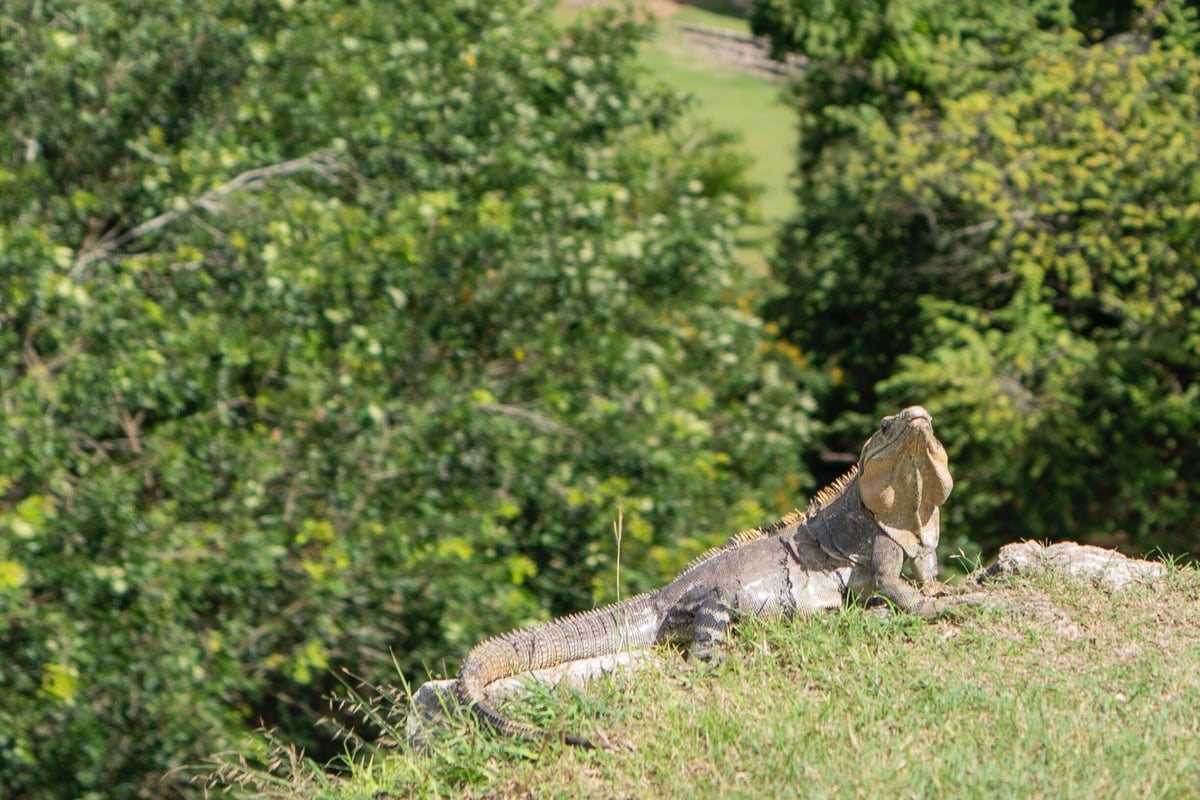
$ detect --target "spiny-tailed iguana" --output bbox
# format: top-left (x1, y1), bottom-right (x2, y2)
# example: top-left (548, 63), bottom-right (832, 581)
top-left (457, 406), bottom-right (977, 747)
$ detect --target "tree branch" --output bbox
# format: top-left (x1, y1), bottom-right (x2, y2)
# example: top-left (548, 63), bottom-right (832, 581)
top-left (71, 149), bottom-right (346, 278)
top-left (474, 402), bottom-right (576, 435)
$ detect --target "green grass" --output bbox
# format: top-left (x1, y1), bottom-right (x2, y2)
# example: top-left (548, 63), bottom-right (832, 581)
top-left (558, 1), bottom-right (796, 271)
top-left (670, 1), bottom-right (756, 32)
top-left (208, 565), bottom-right (1200, 798)
top-left (637, 33), bottom-right (795, 226)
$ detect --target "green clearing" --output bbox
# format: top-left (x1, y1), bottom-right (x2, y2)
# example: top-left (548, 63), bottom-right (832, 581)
top-left (561, 1), bottom-right (796, 268)
top-left (637, 31), bottom-right (795, 224)
top-left (669, 0), bottom-right (751, 31)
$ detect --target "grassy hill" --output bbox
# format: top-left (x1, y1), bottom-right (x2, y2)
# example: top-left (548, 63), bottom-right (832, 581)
top-left (635, 4), bottom-right (796, 224)
top-left (209, 564), bottom-right (1200, 798)
top-left (562, 0), bottom-right (796, 271)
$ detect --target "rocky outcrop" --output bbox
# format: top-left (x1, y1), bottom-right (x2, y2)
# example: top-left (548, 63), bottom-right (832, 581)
top-left (973, 540), bottom-right (1167, 591)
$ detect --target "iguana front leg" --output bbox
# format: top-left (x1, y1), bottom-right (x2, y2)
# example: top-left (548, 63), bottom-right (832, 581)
top-left (869, 535), bottom-right (983, 618)
top-left (866, 534), bottom-right (930, 616)
top-left (910, 545), bottom-right (939, 585)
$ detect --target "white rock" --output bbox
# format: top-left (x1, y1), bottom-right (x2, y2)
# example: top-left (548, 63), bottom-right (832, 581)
top-left (978, 540), bottom-right (1166, 591)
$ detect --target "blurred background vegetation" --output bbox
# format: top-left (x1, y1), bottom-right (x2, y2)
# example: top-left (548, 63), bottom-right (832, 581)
top-left (0, 0), bottom-right (1196, 796)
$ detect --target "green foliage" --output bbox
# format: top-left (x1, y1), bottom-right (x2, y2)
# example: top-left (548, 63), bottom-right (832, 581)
top-left (0, 1), bottom-right (818, 797)
top-left (880, 38), bottom-right (1200, 550)
top-left (756, 0), bottom-right (1200, 553)
top-left (754, 0), bottom-right (1078, 408)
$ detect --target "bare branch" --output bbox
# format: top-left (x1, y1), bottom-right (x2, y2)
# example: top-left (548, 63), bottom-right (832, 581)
top-left (474, 402), bottom-right (576, 435)
top-left (818, 448), bottom-right (858, 465)
top-left (944, 209), bottom-right (1034, 244)
top-left (71, 149), bottom-right (346, 278)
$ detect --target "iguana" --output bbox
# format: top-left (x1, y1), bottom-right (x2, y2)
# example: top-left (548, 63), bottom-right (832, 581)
top-left (456, 406), bottom-right (977, 747)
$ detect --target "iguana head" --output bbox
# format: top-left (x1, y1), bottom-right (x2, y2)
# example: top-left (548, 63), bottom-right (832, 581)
top-left (856, 406), bottom-right (953, 557)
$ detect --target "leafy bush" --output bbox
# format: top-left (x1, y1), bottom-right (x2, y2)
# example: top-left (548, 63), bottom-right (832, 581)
top-left (754, 0), bottom-right (1200, 554)
top-left (0, 1), bottom-right (818, 796)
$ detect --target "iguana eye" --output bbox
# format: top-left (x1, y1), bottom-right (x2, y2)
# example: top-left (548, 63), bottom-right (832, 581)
top-left (880, 415), bottom-right (894, 433)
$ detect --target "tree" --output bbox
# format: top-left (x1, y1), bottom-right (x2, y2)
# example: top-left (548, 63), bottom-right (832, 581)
top-left (0, 1), bottom-right (818, 796)
top-left (753, 0), bottom-right (1200, 554)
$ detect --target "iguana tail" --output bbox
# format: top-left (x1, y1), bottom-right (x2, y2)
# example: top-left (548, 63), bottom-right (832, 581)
top-left (455, 594), bottom-right (660, 747)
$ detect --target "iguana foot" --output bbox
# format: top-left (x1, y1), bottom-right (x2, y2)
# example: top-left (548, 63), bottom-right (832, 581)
top-left (686, 646), bottom-right (726, 667)
top-left (920, 579), bottom-right (982, 597)
top-left (927, 591), bottom-right (988, 616)
top-left (865, 590), bottom-right (985, 619)
top-left (865, 604), bottom-right (894, 620)
top-left (568, 728), bottom-right (636, 752)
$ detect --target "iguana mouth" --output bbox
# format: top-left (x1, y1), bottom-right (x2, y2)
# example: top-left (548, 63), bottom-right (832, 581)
top-left (871, 406), bottom-right (937, 458)
top-left (902, 406), bottom-right (932, 427)
top-left (909, 416), bottom-right (938, 446)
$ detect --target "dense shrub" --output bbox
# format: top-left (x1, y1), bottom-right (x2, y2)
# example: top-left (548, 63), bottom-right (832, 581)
top-left (0, 2), bottom-right (818, 796)
top-left (753, 0), bottom-right (1200, 554)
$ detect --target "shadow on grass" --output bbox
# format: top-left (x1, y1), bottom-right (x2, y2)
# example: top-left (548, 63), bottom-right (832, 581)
top-left (679, 0), bottom-right (749, 20)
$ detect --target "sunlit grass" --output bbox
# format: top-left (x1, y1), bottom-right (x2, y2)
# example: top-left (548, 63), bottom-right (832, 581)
top-left (558, 1), bottom-right (796, 273)
top-left (209, 564), bottom-right (1200, 798)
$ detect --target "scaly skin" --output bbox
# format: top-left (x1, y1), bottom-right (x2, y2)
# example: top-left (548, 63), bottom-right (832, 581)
top-left (456, 406), bottom-right (976, 747)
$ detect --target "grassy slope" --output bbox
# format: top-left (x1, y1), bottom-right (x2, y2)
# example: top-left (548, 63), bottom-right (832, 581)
top-left (637, 3), bottom-right (796, 265)
top-left (659, 2), bottom-right (795, 219)
top-left (560, 1), bottom-right (795, 271)
top-left (638, 32), bottom-right (795, 223)
top-left (219, 565), bottom-right (1200, 798)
